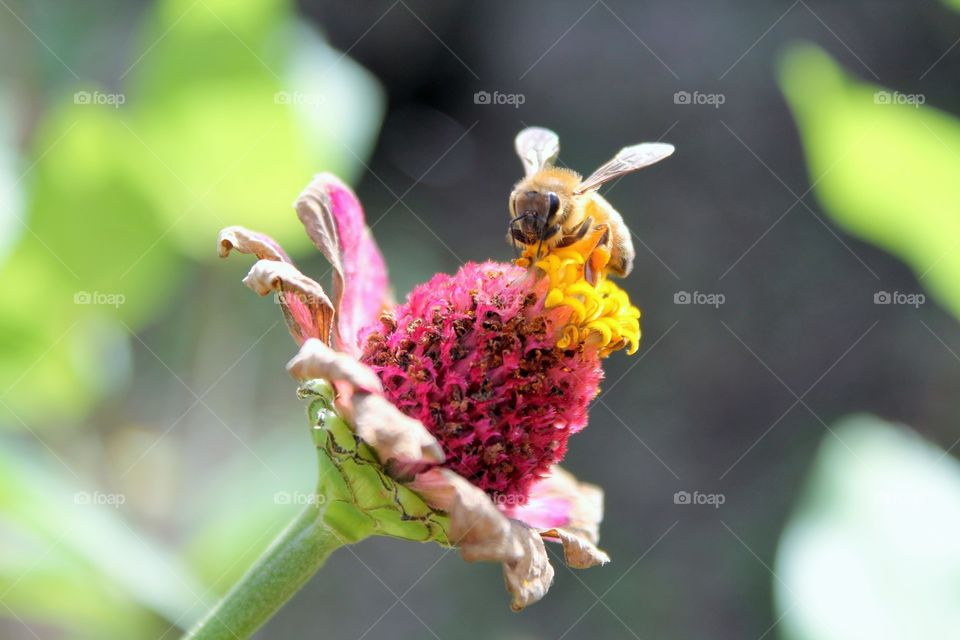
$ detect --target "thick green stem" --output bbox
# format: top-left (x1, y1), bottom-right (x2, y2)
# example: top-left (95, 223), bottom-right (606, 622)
top-left (183, 504), bottom-right (346, 640)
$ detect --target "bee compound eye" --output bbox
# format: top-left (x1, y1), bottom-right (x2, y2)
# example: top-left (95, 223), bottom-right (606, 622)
top-left (548, 192), bottom-right (561, 217)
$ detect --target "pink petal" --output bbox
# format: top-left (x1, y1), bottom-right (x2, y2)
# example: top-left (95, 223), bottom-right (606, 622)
top-left (295, 174), bottom-right (390, 355)
top-left (503, 466), bottom-right (610, 569)
top-left (502, 466), bottom-right (603, 541)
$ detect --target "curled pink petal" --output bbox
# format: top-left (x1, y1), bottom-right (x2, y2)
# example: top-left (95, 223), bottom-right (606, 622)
top-left (241, 259), bottom-right (334, 346)
top-left (219, 227), bottom-right (330, 345)
top-left (295, 174), bottom-right (390, 355)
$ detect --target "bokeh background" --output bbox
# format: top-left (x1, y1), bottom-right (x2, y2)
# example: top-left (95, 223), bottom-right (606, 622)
top-left (2, 0), bottom-right (960, 638)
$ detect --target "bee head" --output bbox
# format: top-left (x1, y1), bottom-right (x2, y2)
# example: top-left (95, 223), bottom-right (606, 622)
top-left (509, 190), bottom-right (561, 241)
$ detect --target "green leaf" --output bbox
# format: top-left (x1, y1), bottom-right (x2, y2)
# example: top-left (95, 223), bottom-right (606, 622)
top-left (779, 44), bottom-right (960, 319)
top-left (774, 415), bottom-right (960, 640)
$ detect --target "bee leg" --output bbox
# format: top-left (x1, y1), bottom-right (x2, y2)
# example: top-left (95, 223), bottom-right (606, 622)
top-left (508, 226), bottom-right (534, 265)
top-left (584, 224), bottom-right (611, 286)
top-left (535, 223), bottom-right (561, 259)
top-left (554, 217), bottom-right (593, 248)
top-left (508, 226), bottom-right (528, 246)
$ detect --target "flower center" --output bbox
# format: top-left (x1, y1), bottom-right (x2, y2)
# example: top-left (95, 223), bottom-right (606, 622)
top-left (358, 262), bottom-right (602, 501)
top-left (518, 246), bottom-right (641, 357)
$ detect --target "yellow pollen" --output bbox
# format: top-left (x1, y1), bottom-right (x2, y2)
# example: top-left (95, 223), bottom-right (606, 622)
top-left (519, 246), bottom-right (641, 357)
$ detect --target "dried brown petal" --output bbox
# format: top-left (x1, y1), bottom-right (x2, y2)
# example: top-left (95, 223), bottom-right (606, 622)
top-left (410, 469), bottom-right (556, 610)
top-left (287, 339), bottom-right (442, 464)
top-left (350, 393), bottom-right (445, 464)
top-left (504, 522), bottom-right (555, 611)
top-left (539, 528), bottom-right (610, 569)
top-left (287, 338), bottom-right (382, 394)
top-left (242, 260), bottom-right (335, 346)
top-left (410, 469), bottom-right (520, 561)
top-left (218, 226), bottom-right (290, 262)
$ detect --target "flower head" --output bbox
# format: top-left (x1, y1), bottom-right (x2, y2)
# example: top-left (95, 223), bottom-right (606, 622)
top-left (359, 261), bottom-right (602, 500)
top-left (219, 172), bottom-right (631, 610)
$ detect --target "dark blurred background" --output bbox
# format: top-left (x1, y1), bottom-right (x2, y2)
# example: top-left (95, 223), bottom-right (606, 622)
top-left (2, 1), bottom-right (960, 638)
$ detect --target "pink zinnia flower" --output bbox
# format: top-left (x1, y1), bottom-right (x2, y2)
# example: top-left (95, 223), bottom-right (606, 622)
top-left (219, 172), bottom-right (641, 609)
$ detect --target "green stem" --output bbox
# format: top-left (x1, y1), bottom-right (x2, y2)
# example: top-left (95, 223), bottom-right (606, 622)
top-left (183, 504), bottom-right (346, 640)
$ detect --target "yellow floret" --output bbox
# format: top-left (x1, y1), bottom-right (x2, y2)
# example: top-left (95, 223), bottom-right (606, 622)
top-left (520, 246), bottom-right (641, 357)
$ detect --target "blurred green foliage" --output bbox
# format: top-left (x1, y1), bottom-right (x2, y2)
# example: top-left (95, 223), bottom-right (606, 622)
top-left (779, 44), bottom-right (960, 320)
top-left (0, 0), bottom-right (383, 426)
top-left (0, 445), bottom-right (203, 638)
top-left (775, 415), bottom-right (960, 640)
top-left (0, 0), bottom-right (383, 636)
top-left (776, 42), bottom-right (960, 640)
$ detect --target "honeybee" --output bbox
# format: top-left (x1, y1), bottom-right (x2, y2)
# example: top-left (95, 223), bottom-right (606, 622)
top-left (508, 127), bottom-right (674, 283)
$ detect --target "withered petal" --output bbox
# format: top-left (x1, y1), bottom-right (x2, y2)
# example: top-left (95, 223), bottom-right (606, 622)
top-left (410, 469), bottom-right (520, 561)
top-left (409, 469), bottom-right (556, 610)
top-left (287, 340), bottom-right (442, 464)
top-left (287, 338), bottom-right (382, 394)
top-left (539, 528), bottom-right (610, 569)
top-left (218, 226), bottom-right (292, 263)
top-left (242, 260), bottom-right (335, 346)
top-left (505, 522), bottom-right (555, 611)
top-left (350, 393), bottom-right (445, 464)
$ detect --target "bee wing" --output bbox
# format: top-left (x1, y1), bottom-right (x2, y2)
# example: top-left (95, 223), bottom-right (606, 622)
top-left (515, 127), bottom-right (560, 177)
top-left (574, 142), bottom-right (674, 194)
